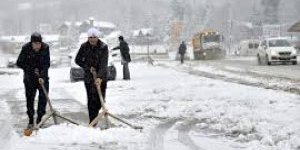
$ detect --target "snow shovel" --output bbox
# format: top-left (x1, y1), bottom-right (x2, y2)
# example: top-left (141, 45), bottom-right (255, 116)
top-left (89, 68), bottom-right (143, 130)
top-left (23, 69), bottom-right (79, 136)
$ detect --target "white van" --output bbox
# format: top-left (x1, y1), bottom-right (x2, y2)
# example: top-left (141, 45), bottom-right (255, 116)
top-left (236, 40), bottom-right (259, 56)
top-left (257, 38), bottom-right (297, 65)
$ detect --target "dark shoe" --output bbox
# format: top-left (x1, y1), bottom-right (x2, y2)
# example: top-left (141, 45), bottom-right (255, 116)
top-left (27, 123), bottom-right (34, 129)
top-left (36, 118), bottom-right (41, 124)
top-left (36, 116), bottom-right (44, 125)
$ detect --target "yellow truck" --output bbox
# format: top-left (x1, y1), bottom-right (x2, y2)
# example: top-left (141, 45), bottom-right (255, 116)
top-left (192, 29), bottom-right (225, 60)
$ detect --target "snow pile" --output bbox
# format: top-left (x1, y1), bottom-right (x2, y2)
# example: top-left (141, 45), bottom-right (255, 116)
top-left (18, 124), bottom-right (145, 149)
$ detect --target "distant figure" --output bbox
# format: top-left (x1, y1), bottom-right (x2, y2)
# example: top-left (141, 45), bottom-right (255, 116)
top-left (112, 36), bottom-right (131, 80)
top-left (16, 32), bottom-right (50, 129)
top-left (178, 41), bottom-right (187, 64)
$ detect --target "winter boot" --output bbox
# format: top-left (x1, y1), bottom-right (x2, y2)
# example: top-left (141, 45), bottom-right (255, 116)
top-left (27, 123), bottom-right (34, 129)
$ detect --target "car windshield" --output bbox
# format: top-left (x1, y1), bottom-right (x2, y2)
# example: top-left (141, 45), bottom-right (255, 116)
top-left (249, 43), bottom-right (259, 49)
top-left (269, 39), bottom-right (290, 47)
top-left (203, 35), bottom-right (220, 43)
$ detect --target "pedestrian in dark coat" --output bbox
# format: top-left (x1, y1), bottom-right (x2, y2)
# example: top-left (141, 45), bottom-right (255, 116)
top-left (75, 28), bottom-right (108, 124)
top-left (112, 36), bottom-right (131, 80)
top-left (16, 32), bottom-right (50, 128)
top-left (178, 41), bottom-right (187, 64)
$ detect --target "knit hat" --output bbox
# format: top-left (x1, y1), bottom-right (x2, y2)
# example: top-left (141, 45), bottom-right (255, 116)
top-left (118, 35), bottom-right (124, 41)
top-left (87, 28), bottom-right (100, 38)
top-left (31, 32), bottom-right (42, 43)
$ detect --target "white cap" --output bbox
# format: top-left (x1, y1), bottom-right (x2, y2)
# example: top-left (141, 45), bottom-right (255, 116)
top-left (87, 28), bottom-right (100, 38)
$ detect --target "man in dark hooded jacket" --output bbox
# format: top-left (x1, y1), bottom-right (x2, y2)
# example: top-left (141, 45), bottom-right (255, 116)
top-left (112, 36), bottom-right (131, 80)
top-left (178, 41), bottom-right (187, 64)
top-left (75, 28), bottom-right (108, 124)
top-left (16, 32), bottom-right (50, 129)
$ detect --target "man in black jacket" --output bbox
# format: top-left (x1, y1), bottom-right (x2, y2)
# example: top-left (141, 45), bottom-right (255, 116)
top-left (16, 32), bottom-right (50, 129)
top-left (75, 28), bottom-right (108, 124)
top-left (178, 41), bottom-right (187, 64)
top-left (112, 36), bottom-right (131, 80)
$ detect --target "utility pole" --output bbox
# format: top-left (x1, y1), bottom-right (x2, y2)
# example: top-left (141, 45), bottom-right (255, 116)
top-left (228, 1), bottom-right (233, 56)
top-left (146, 33), bottom-right (152, 64)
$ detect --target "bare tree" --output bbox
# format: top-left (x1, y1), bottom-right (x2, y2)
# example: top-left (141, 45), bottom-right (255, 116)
top-left (261, 0), bottom-right (281, 24)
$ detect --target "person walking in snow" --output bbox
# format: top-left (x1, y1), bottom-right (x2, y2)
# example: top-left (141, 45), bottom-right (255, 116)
top-left (16, 32), bottom-right (50, 129)
top-left (75, 28), bottom-right (108, 124)
top-left (178, 41), bottom-right (187, 64)
top-left (112, 36), bottom-right (131, 80)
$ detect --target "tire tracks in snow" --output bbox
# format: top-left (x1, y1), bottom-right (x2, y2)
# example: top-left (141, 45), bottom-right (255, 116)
top-left (148, 118), bottom-right (204, 150)
top-left (0, 89), bottom-right (16, 150)
top-left (157, 63), bottom-right (300, 95)
top-left (148, 119), bottom-right (178, 150)
top-left (2, 88), bottom-right (28, 134)
top-left (177, 119), bottom-right (204, 150)
top-left (2, 87), bottom-right (88, 134)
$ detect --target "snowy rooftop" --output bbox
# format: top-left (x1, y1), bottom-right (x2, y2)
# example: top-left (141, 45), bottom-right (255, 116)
top-left (0, 35), bottom-right (29, 43)
top-left (133, 28), bottom-right (153, 37)
top-left (264, 37), bottom-right (290, 41)
top-left (288, 21), bottom-right (300, 32)
top-left (42, 34), bottom-right (60, 42)
top-left (93, 21), bottom-right (116, 29)
top-left (62, 21), bottom-right (116, 29)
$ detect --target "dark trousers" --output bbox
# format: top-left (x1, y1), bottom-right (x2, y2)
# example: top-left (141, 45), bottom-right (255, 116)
top-left (84, 80), bottom-right (107, 123)
top-left (123, 62), bottom-right (130, 80)
top-left (180, 54), bottom-right (185, 64)
top-left (24, 78), bottom-right (48, 124)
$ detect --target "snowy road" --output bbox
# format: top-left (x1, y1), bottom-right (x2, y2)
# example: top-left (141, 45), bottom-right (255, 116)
top-left (189, 56), bottom-right (300, 80)
top-left (157, 56), bottom-right (300, 95)
top-left (0, 60), bottom-right (299, 150)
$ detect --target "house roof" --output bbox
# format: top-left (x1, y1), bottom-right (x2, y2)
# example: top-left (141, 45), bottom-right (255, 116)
top-left (133, 28), bottom-right (153, 36)
top-left (62, 20), bottom-right (116, 29)
top-left (288, 21), bottom-right (300, 32)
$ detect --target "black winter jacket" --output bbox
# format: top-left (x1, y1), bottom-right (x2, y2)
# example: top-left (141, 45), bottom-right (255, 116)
top-left (75, 40), bottom-right (108, 81)
top-left (113, 40), bottom-right (131, 62)
top-left (179, 43), bottom-right (187, 55)
top-left (16, 42), bottom-right (50, 80)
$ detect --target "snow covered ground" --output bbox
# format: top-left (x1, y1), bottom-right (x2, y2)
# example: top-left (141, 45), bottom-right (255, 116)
top-left (0, 61), bottom-right (299, 150)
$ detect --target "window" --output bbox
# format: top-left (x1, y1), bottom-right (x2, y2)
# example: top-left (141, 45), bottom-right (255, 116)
top-left (249, 43), bottom-right (254, 49)
top-left (261, 41), bottom-right (266, 47)
top-left (254, 43), bottom-right (259, 49)
top-left (203, 35), bottom-right (221, 43)
top-left (268, 39), bottom-right (291, 47)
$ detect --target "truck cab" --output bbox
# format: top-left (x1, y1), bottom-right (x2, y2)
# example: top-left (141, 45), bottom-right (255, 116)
top-left (192, 30), bottom-right (225, 60)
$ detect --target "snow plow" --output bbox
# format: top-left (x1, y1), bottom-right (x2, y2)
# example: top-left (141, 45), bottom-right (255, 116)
top-left (192, 29), bottom-right (225, 60)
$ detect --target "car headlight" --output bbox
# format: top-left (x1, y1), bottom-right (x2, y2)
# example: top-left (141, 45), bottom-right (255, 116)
top-left (271, 51), bottom-right (278, 56)
top-left (291, 50), bottom-right (297, 55)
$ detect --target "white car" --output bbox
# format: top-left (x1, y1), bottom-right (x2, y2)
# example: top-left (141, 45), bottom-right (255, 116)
top-left (7, 57), bottom-right (17, 68)
top-left (257, 38), bottom-right (297, 65)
